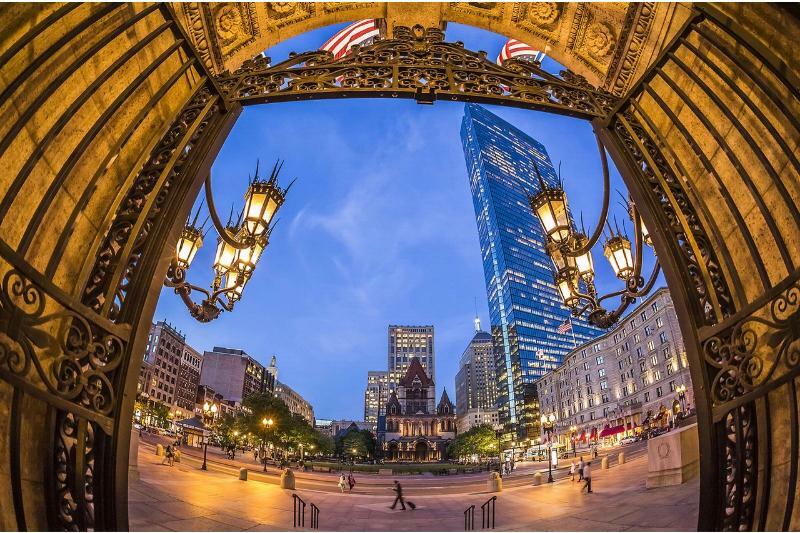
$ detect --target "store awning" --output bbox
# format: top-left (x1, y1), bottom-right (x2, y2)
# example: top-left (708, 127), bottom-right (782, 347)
top-left (599, 425), bottom-right (625, 438)
top-left (578, 430), bottom-right (587, 442)
top-left (589, 427), bottom-right (598, 440)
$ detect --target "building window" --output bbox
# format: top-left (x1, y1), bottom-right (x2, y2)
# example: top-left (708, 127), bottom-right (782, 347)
top-left (657, 387), bottom-right (663, 397)
top-left (639, 361), bottom-right (646, 372)
top-left (651, 355), bottom-right (658, 366)
top-left (660, 332), bottom-right (668, 344)
top-left (663, 348), bottom-right (671, 360)
top-left (670, 380), bottom-right (677, 392)
top-left (618, 361), bottom-right (624, 370)
top-left (634, 333), bottom-right (641, 343)
top-left (600, 380), bottom-right (608, 390)
top-left (598, 368), bottom-right (606, 378)
top-left (596, 355), bottom-right (604, 365)
top-left (654, 370), bottom-right (662, 381)
top-left (647, 340), bottom-right (655, 351)
top-left (644, 391), bottom-right (650, 402)
top-left (644, 325), bottom-right (653, 336)
top-left (656, 316), bottom-right (663, 328)
top-left (641, 311), bottom-right (648, 321)
top-left (585, 374), bottom-right (591, 384)
top-left (635, 347), bottom-right (643, 358)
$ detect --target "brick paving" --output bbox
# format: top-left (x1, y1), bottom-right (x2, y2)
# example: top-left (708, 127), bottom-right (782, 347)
top-left (130, 445), bottom-right (698, 531)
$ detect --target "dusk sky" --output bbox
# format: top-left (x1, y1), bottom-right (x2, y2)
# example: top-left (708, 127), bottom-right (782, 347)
top-left (153, 22), bottom-right (662, 420)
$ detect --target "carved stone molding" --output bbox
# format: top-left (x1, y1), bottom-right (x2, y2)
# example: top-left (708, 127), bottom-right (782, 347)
top-left (604, 2), bottom-right (658, 95)
top-left (510, 2), bottom-right (563, 42)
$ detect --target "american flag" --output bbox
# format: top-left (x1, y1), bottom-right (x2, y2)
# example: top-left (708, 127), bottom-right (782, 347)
top-left (557, 319), bottom-right (572, 334)
top-left (496, 39), bottom-right (543, 66)
top-left (320, 19), bottom-right (381, 60)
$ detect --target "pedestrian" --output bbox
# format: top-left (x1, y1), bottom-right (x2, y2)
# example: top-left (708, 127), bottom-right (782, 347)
top-left (338, 474), bottom-right (347, 493)
top-left (569, 461), bottom-right (576, 482)
top-left (254, 449), bottom-right (259, 462)
top-left (389, 480), bottom-right (406, 510)
top-left (578, 456), bottom-right (585, 481)
top-left (162, 445), bottom-right (174, 466)
top-left (347, 473), bottom-right (356, 492)
top-left (582, 461), bottom-right (593, 493)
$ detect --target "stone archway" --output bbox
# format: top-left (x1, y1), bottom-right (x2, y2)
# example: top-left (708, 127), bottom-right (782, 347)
top-left (415, 441), bottom-right (429, 462)
top-left (0, 3), bottom-right (798, 531)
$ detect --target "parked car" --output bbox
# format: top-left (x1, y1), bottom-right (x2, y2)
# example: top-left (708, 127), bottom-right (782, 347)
top-left (619, 436), bottom-right (637, 445)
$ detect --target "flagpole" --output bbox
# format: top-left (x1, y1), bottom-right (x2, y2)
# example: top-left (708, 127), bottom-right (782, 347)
top-left (569, 316), bottom-right (578, 348)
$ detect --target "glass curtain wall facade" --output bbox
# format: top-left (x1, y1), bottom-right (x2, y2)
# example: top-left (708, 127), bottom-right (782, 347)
top-left (460, 104), bottom-right (602, 446)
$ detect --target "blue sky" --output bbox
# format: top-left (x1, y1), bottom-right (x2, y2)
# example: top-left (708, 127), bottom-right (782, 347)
top-left (153, 23), bottom-right (661, 420)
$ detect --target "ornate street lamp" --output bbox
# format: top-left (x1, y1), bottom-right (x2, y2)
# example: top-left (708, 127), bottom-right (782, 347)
top-left (261, 417), bottom-right (274, 471)
top-left (165, 160), bottom-right (294, 323)
top-left (527, 134), bottom-right (661, 329)
top-left (540, 413), bottom-right (556, 483)
top-left (201, 401), bottom-right (218, 471)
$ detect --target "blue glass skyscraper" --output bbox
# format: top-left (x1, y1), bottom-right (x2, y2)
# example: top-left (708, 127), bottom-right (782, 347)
top-left (460, 104), bottom-right (601, 444)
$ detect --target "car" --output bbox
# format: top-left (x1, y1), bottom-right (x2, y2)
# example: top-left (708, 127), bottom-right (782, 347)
top-left (619, 436), bottom-right (637, 445)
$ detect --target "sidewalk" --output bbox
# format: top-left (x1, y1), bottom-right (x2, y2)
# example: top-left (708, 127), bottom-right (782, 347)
top-left (130, 443), bottom-right (698, 531)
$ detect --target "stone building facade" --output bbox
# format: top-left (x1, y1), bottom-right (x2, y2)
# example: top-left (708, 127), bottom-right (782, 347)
top-left (275, 380), bottom-right (315, 425)
top-left (535, 288), bottom-right (694, 449)
top-left (383, 359), bottom-right (456, 461)
top-left (138, 321), bottom-right (186, 406)
top-left (174, 344), bottom-right (203, 420)
top-left (200, 346), bottom-right (274, 403)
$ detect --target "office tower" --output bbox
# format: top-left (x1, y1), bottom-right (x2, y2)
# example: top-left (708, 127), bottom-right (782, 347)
top-left (388, 325), bottom-right (435, 380)
top-left (455, 317), bottom-right (500, 432)
top-left (200, 347), bottom-right (274, 404)
top-left (364, 370), bottom-right (388, 427)
top-left (460, 103), bottom-right (601, 444)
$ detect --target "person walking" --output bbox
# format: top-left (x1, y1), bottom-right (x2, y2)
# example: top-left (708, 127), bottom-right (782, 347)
top-left (569, 461), bottom-right (576, 481)
top-left (389, 480), bottom-right (406, 510)
top-left (338, 474), bottom-right (347, 493)
top-left (162, 445), bottom-right (174, 466)
top-left (578, 456), bottom-right (585, 481)
top-left (582, 461), bottom-right (593, 493)
top-left (347, 473), bottom-right (356, 492)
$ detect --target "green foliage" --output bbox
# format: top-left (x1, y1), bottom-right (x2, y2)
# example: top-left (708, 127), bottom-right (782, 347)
top-left (209, 393), bottom-right (326, 457)
top-left (448, 424), bottom-right (497, 460)
top-left (335, 427), bottom-right (376, 458)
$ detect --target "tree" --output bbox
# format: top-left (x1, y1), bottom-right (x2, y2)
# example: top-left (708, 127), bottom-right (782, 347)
top-left (335, 427), bottom-right (376, 459)
top-left (448, 424), bottom-right (497, 461)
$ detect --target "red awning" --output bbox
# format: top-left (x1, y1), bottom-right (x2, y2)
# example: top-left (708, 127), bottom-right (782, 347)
top-left (578, 430), bottom-right (587, 442)
top-left (590, 427), bottom-right (598, 439)
top-left (598, 425), bottom-right (625, 438)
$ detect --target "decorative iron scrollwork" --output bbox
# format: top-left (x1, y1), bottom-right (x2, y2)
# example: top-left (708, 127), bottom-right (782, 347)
top-left (611, 110), bottom-right (734, 326)
top-left (703, 281), bottom-right (800, 405)
top-left (216, 25), bottom-right (618, 119)
top-left (721, 403), bottom-right (757, 531)
top-left (81, 84), bottom-right (222, 322)
top-left (0, 269), bottom-right (124, 416)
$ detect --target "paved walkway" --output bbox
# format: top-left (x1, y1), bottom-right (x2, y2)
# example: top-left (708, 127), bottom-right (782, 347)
top-left (130, 445), bottom-right (698, 531)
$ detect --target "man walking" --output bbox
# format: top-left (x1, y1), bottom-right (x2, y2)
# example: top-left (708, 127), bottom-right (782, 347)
top-left (578, 456), bottom-right (585, 481)
top-left (582, 461), bottom-right (593, 493)
top-left (390, 480), bottom-right (406, 510)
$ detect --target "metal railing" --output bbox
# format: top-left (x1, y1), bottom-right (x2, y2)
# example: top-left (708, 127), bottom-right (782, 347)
top-left (310, 503), bottom-right (320, 529)
top-left (464, 504), bottom-right (475, 530)
top-left (293, 494), bottom-right (306, 528)
top-left (481, 496), bottom-right (496, 529)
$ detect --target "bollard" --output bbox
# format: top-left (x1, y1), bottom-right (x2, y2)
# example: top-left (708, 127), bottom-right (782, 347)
top-left (239, 468), bottom-right (248, 481)
top-left (533, 472), bottom-right (543, 486)
top-left (601, 457), bottom-right (609, 469)
top-left (173, 450), bottom-right (181, 463)
top-left (281, 468), bottom-right (296, 489)
top-left (155, 444), bottom-right (164, 456)
top-left (487, 471), bottom-right (503, 493)
top-left (618, 452), bottom-right (626, 465)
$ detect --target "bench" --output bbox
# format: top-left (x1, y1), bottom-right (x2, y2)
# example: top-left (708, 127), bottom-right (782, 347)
top-left (378, 468), bottom-right (393, 476)
top-left (312, 466), bottom-right (331, 473)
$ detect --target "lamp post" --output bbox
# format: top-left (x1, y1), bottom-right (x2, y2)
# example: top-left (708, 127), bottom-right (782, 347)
top-left (569, 425), bottom-right (578, 457)
top-left (677, 384), bottom-right (687, 413)
top-left (201, 401), bottom-right (218, 471)
top-left (540, 413), bottom-right (556, 483)
top-left (261, 417), bottom-right (274, 471)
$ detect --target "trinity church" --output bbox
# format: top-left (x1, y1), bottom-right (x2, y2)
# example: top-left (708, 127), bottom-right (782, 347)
top-left (383, 358), bottom-right (456, 461)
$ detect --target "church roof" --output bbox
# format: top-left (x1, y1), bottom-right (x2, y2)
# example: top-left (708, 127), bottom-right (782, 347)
top-left (438, 388), bottom-right (454, 410)
top-left (399, 357), bottom-right (434, 387)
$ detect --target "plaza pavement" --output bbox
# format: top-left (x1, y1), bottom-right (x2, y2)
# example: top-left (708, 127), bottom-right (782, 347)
top-left (129, 444), bottom-right (698, 531)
